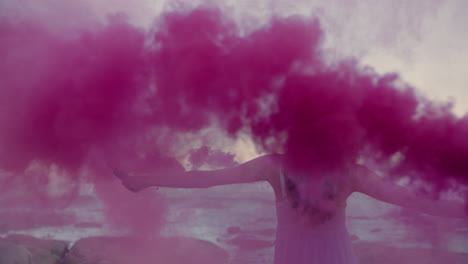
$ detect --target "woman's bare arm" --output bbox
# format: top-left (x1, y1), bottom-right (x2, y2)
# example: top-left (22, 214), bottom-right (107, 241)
top-left (352, 165), bottom-right (466, 218)
top-left (114, 154), bottom-right (282, 192)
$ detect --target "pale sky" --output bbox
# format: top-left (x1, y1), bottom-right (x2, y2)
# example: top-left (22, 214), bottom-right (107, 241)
top-left (359, 1), bottom-right (468, 116)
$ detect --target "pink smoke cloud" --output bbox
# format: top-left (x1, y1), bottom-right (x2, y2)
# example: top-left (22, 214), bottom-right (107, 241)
top-left (0, 3), bottom-right (466, 263)
top-left (1, 1), bottom-right (467, 210)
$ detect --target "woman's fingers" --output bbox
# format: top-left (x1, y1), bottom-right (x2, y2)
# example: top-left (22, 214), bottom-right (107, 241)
top-left (112, 169), bottom-right (137, 191)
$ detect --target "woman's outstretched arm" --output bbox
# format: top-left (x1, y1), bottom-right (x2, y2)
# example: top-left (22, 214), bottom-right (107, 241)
top-left (114, 154), bottom-right (282, 192)
top-left (352, 165), bottom-right (466, 218)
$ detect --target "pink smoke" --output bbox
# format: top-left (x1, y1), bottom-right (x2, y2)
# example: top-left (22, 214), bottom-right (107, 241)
top-left (2, 6), bottom-right (466, 187)
top-left (0, 1), bottom-right (467, 263)
top-left (189, 147), bottom-right (238, 170)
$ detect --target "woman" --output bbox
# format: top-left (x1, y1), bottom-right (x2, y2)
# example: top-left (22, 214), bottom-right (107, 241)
top-left (114, 154), bottom-right (466, 264)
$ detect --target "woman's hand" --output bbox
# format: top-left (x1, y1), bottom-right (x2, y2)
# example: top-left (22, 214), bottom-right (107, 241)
top-left (113, 169), bottom-right (156, 192)
top-left (109, 154), bottom-right (185, 192)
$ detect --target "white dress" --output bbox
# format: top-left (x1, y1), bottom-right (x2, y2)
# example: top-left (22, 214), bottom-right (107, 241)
top-left (274, 172), bottom-right (358, 264)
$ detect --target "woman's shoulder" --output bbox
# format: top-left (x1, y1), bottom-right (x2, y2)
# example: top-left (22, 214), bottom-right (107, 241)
top-left (244, 154), bottom-right (284, 188)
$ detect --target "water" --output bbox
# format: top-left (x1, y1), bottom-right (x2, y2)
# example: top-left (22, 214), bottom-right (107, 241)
top-left (1, 183), bottom-right (467, 262)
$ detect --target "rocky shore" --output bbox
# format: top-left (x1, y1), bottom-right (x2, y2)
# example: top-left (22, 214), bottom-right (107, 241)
top-left (1, 234), bottom-right (467, 264)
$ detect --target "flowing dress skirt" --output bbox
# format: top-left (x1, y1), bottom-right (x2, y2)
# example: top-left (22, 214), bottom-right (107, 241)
top-left (274, 202), bottom-right (357, 264)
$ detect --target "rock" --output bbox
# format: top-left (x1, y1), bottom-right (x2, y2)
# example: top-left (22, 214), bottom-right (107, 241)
top-left (354, 241), bottom-right (468, 264)
top-left (64, 236), bottom-right (229, 264)
top-left (158, 236), bottom-right (230, 264)
top-left (349, 234), bottom-right (359, 241)
top-left (1, 234), bottom-right (69, 264)
top-left (0, 241), bottom-right (32, 264)
top-left (224, 235), bottom-right (274, 250)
